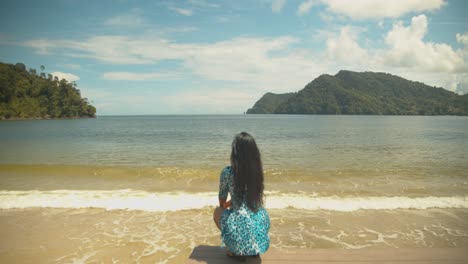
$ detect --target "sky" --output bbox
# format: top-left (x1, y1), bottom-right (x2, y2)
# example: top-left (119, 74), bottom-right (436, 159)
top-left (0, 0), bottom-right (467, 115)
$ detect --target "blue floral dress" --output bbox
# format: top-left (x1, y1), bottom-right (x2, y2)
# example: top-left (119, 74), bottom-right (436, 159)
top-left (218, 166), bottom-right (270, 255)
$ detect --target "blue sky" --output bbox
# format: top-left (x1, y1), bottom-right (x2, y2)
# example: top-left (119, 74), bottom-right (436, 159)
top-left (1, 0), bottom-right (467, 115)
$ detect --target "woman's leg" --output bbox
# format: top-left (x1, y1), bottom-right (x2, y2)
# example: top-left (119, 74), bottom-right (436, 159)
top-left (213, 206), bottom-right (225, 231)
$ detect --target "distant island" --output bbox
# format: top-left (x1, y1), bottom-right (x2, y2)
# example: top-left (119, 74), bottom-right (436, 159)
top-left (0, 62), bottom-right (96, 120)
top-left (247, 70), bottom-right (468, 115)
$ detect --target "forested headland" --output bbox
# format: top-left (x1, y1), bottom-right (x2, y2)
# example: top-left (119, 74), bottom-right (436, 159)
top-left (247, 70), bottom-right (468, 115)
top-left (0, 62), bottom-right (96, 120)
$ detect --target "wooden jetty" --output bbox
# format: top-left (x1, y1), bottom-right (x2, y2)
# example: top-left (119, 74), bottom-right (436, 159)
top-left (187, 245), bottom-right (468, 264)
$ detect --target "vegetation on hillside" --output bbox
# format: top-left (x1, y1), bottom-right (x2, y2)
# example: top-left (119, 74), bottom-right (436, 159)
top-left (247, 70), bottom-right (468, 115)
top-left (0, 62), bottom-right (96, 119)
top-left (247, 92), bottom-right (295, 114)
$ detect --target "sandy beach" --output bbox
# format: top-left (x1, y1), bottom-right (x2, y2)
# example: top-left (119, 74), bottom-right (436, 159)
top-left (1, 116), bottom-right (467, 263)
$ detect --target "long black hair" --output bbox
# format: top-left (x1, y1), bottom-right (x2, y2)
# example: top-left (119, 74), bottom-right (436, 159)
top-left (230, 132), bottom-right (264, 211)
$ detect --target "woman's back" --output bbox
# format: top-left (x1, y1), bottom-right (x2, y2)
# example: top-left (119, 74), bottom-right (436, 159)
top-left (213, 132), bottom-right (270, 256)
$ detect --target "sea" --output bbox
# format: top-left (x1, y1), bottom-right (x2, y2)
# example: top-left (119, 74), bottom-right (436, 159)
top-left (0, 115), bottom-right (467, 263)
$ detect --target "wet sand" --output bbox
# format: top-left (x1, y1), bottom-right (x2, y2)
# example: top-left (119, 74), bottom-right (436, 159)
top-left (1, 207), bottom-right (467, 263)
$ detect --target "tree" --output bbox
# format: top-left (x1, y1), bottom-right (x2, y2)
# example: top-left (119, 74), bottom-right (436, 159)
top-left (0, 62), bottom-right (97, 119)
top-left (15, 63), bottom-right (26, 72)
top-left (29, 68), bottom-right (37, 75)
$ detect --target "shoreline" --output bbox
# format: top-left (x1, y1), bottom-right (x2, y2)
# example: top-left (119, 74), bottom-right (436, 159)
top-left (0, 116), bottom-right (96, 121)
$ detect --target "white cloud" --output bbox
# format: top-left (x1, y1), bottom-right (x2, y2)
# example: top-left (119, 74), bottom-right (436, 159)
top-left (51, 71), bottom-right (80, 82)
top-left (25, 36), bottom-right (153, 64)
top-left (319, 15), bottom-right (467, 94)
top-left (170, 7), bottom-right (193, 16)
top-left (456, 32), bottom-right (468, 46)
top-left (378, 20), bottom-right (384, 28)
top-left (21, 13), bottom-right (467, 114)
top-left (297, 0), bottom-right (316, 16)
top-left (105, 14), bottom-right (144, 27)
top-left (318, 12), bottom-right (335, 23)
top-left (80, 86), bottom-right (253, 115)
top-left (188, 0), bottom-right (219, 8)
top-left (63, 63), bottom-right (81, 70)
top-left (272, 0), bottom-right (287, 13)
top-left (456, 32), bottom-right (468, 57)
top-left (455, 74), bottom-right (468, 94)
top-left (382, 15), bottom-right (464, 73)
top-left (321, 0), bottom-right (445, 19)
top-left (179, 37), bottom-right (328, 91)
top-left (102, 71), bottom-right (181, 81)
top-left (24, 34), bottom-right (326, 92)
top-left (23, 39), bottom-right (60, 55)
top-left (326, 26), bottom-right (369, 64)
top-left (163, 88), bottom-right (255, 114)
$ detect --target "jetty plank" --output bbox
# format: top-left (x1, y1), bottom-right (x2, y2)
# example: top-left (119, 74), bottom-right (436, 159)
top-left (187, 246), bottom-right (468, 264)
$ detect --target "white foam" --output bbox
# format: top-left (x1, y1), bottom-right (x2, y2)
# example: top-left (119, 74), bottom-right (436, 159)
top-left (266, 194), bottom-right (468, 211)
top-left (0, 190), bottom-right (467, 212)
top-left (0, 190), bottom-right (216, 212)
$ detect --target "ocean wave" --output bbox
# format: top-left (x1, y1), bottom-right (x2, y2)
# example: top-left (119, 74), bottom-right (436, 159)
top-left (0, 190), bottom-right (467, 212)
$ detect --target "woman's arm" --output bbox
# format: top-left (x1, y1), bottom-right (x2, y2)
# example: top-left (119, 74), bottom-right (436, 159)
top-left (219, 198), bottom-right (226, 207)
top-left (218, 167), bottom-right (231, 208)
top-left (219, 199), bottom-right (231, 208)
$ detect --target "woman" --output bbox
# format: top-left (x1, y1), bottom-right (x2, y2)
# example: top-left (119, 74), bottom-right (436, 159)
top-left (213, 132), bottom-right (270, 257)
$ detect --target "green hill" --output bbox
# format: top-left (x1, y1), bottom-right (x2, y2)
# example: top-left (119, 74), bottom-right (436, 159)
top-left (247, 70), bottom-right (468, 115)
top-left (246, 92), bottom-right (295, 114)
top-left (0, 62), bottom-right (96, 119)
